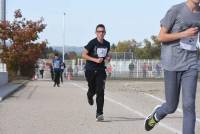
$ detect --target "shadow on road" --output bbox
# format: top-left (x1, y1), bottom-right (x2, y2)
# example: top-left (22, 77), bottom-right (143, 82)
top-left (102, 116), bottom-right (144, 122)
top-left (101, 116), bottom-right (183, 123)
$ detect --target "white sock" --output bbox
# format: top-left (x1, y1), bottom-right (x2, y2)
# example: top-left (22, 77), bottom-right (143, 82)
top-left (154, 113), bottom-right (159, 122)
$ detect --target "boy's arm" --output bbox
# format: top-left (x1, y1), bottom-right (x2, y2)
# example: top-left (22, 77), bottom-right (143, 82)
top-left (82, 48), bottom-right (103, 64)
top-left (158, 26), bottom-right (199, 43)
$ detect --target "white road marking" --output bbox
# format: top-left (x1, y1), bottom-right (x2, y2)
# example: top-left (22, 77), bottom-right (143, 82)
top-left (70, 82), bottom-right (181, 134)
top-left (143, 92), bottom-right (200, 123)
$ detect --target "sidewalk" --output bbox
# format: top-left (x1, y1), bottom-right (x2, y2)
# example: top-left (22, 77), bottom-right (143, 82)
top-left (0, 80), bottom-right (29, 102)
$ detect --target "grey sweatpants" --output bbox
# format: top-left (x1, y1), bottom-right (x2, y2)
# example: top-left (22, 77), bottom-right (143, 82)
top-left (156, 69), bottom-right (198, 134)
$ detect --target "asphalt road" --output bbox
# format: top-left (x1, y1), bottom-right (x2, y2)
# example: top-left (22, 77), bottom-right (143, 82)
top-left (0, 80), bottom-right (199, 134)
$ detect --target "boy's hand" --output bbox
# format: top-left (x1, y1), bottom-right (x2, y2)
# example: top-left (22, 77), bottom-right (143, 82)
top-left (94, 58), bottom-right (104, 64)
top-left (182, 27), bottom-right (199, 38)
top-left (105, 56), bottom-right (111, 62)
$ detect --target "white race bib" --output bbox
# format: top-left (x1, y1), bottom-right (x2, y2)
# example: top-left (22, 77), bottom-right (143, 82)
top-left (180, 35), bottom-right (198, 51)
top-left (196, 32), bottom-right (200, 48)
top-left (97, 48), bottom-right (108, 58)
top-left (53, 60), bottom-right (60, 69)
top-left (61, 66), bottom-right (64, 70)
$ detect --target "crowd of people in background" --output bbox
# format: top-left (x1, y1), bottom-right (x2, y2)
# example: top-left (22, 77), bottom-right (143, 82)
top-left (35, 59), bottom-right (163, 80)
top-left (105, 61), bottom-right (162, 78)
top-left (141, 62), bottom-right (161, 78)
top-left (34, 54), bottom-right (77, 87)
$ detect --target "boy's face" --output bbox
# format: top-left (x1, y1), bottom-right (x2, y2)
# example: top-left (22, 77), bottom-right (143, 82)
top-left (96, 27), bottom-right (106, 40)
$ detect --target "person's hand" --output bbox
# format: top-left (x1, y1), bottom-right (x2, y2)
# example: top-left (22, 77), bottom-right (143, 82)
top-left (182, 27), bottom-right (199, 37)
top-left (94, 58), bottom-right (104, 64)
top-left (105, 56), bottom-right (111, 63)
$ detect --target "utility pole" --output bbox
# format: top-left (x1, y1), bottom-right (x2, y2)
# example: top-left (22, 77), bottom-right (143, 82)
top-left (0, 0), bottom-right (6, 62)
top-left (62, 12), bottom-right (66, 62)
top-left (0, 0), bottom-right (6, 21)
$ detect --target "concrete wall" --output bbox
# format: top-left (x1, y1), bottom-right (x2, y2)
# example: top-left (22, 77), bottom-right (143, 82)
top-left (0, 72), bottom-right (8, 86)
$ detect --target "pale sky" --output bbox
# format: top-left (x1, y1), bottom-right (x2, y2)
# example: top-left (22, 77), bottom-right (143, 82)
top-left (7, 0), bottom-right (184, 47)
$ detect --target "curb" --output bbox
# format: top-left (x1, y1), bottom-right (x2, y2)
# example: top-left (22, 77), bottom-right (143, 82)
top-left (0, 80), bottom-right (29, 102)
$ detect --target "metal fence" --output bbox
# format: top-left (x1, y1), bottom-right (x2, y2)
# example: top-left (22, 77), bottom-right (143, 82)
top-left (110, 52), bottom-right (135, 60)
top-left (37, 58), bottom-right (164, 80)
top-left (0, 63), bottom-right (8, 86)
top-left (76, 59), bottom-right (164, 79)
top-left (0, 63), bottom-right (7, 72)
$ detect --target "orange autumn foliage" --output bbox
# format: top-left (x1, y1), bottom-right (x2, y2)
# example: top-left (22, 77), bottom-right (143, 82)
top-left (0, 9), bottom-right (47, 77)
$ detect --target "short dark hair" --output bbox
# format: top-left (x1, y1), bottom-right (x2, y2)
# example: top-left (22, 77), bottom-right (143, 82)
top-left (96, 24), bottom-right (105, 31)
top-left (55, 53), bottom-right (59, 56)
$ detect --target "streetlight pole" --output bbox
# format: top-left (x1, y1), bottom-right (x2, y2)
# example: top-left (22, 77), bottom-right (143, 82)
top-left (62, 12), bottom-right (66, 63)
top-left (0, 0), bottom-right (6, 63)
top-left (0, 0), bottom-right (6, 21)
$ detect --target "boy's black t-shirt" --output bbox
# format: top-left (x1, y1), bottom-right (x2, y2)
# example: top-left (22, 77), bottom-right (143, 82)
top-left (84, 38), bottom-right (110, 71)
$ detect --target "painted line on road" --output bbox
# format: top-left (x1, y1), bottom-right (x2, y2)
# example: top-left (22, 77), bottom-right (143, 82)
top-left (70, 82), bottom-right (181, 134)
top-left (143, 92), bottom-right (200, 123)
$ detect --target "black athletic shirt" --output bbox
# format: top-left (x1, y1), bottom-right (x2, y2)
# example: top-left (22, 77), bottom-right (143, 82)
top-left (84, 38), bottom-right (110, 71)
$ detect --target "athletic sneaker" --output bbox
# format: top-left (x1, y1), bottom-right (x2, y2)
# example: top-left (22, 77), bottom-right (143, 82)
top-left (96, 114), bottom-right (104, 122)
top-left (87, 96), bottom-right (94, 106)
top-left (145, 106), bottom-right (160, 131)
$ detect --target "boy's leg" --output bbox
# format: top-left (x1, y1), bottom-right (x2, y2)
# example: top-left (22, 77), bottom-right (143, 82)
top-left (95, 70), bottom-right (106, 116)
top-left (53, 71), bottom-right (58, 86)
top-left (55, 72), bottom-right (59, 85)
top-left (145, 70), bottom-right (182, 131)
top-left (85, 70), bottom-right (96, 105)
top-left (60, 71), bottom-right (63, 83)
top-left (181, 69), bottom-right (198, 134)
top-left (52, 72), bottom-right (54, 81)
top-left (42, 70), bottom-right (44, 79)
top-left (40, 71), bottom-right (42, 78)
top-left (57, 72), bottom-right (61, 85)
top-left (156, 70), bottom-right (182, 120)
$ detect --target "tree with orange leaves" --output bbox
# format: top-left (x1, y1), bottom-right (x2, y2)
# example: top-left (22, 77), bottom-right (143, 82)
top-left (0, 9), bottom-right (47, 78)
